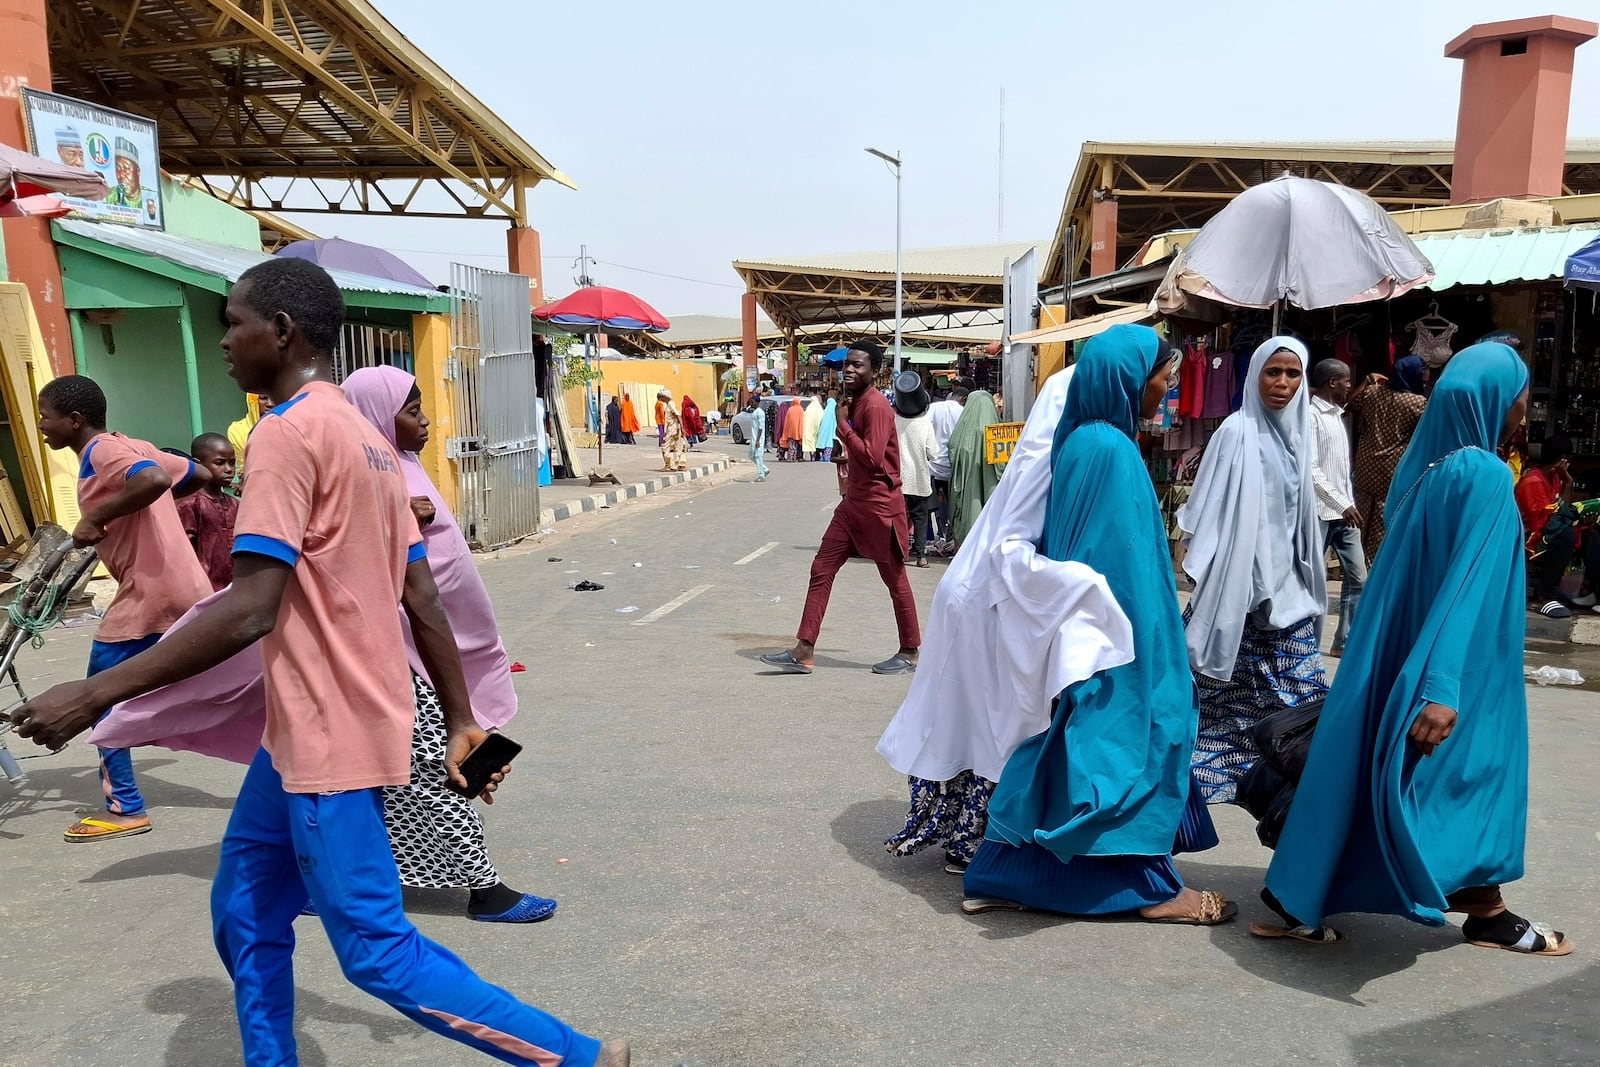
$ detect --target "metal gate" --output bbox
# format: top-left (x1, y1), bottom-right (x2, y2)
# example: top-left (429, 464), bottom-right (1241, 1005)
top-left (448, 264), bottom-right (541, 549)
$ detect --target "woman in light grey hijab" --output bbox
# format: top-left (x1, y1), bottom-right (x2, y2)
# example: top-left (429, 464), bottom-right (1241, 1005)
top-left (1177, 336), bottom-right (1329, 805)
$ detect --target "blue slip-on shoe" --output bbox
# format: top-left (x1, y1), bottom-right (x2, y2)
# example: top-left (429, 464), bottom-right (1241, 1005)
top-left (471, 893), bottom-right (559, 924)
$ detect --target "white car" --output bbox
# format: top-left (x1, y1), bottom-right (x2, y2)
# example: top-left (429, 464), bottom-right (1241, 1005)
top-left (730, 409), bottom-right (756, 445)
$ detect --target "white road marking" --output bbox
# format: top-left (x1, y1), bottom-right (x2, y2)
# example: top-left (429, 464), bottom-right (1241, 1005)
top-left (733, 541), bottom-right (780, 566)
top-left (818, 500), bottom-right (838, 512)
top-left (632, 584), bottom-right (713, 626)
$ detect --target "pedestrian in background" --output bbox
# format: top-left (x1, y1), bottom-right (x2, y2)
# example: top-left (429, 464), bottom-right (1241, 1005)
top-left (893, 371), bottom-right (938, 568)
top-left (1180, 337), bottom-right (1328, 806)
top-left (817, 390), bottom-right (839, 461)
top-left (946, 389), bottom-right (1002, 549)
top-left (619, 393), bottom-right (639, 444)
top-left (1308, 359), bottom-right (1366, 656)
top-left (762, 342), bottom-right (919, 676)
top-left (36, 374), bottom-right (213, 842)
top-left (927, 379), bottom-right (968, 552)
top-left (177, 431), bottom-right (240, 592)
top-left (659, 388), bottom-right (688, 471)
top-left (681, 393), bottom-right (705, 446)
top-left (1349, 356), bottom-right (1428, 562)
top-left (746, 393), bottom-right (769, 482)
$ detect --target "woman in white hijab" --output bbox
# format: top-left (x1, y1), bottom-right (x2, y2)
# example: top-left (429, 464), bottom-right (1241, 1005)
top-left (1178, 336), bottom-right (1329, 805)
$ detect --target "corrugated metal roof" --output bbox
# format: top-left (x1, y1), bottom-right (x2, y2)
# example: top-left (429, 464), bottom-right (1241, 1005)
top-left (1411, 223), bottom-right (1600, 290)
top-left (735, 240), bottom-right (1047, 280)
top-left (654, 313), bottom-right (779, 346)
top-left (55, 219), bottom-right (447, 305)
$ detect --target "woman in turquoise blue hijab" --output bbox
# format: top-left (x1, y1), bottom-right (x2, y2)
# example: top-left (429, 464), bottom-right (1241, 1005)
top-left (962, 324), bottom-right (1234, 925)
top-left (816, 394), bottom-right (838, 461)
top-left (1260, 343), bottom-right (1572, 956)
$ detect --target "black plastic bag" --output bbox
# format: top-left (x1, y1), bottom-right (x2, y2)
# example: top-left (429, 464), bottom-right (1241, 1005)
top-left (1238, 695), bottom-right (1325, 849)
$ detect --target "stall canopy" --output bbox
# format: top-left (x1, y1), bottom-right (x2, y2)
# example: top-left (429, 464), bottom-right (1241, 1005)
top-left (1410, 223), bottom-right (1600, 290)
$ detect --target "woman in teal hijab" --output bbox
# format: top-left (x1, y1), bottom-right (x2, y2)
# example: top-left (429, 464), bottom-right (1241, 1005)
top-left (816, 393), bottom-right (838, 461)
top-left (963, 325), bottom-right (1234, 925)
top-left (946, 389), bottom-right (1002, 547)
top-left (1261, 343), bottom-right (1572, 956)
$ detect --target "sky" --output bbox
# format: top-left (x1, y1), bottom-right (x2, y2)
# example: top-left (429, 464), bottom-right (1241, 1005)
top-left (294, 1), bottom-right (1600, 318)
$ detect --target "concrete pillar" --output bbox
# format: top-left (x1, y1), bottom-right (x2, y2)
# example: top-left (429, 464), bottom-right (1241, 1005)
top-left (411, 311), bottom-right (460, 515)
top-left (0, 0), bottom-right (73, 375)
top-left (740, 291), bottom-right (758, 395)
top-left (507, 226), bottom-right (543, 305)
top-left (1446, 16), bottom-right (1598, 204)
top-left (1089, 193), bottom-right (1119, 278)
top-left (785, 334), bottom-right (798, 386)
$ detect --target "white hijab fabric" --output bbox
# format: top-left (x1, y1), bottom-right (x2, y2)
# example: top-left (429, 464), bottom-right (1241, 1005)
top-left (1177, 336), bottom-right (1326, 681)
top-left (877, 365), bottom-right (1136, 783)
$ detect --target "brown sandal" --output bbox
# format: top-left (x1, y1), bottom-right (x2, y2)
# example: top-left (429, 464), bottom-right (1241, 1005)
top-left (1142, 889), bottom-right (1237, 926)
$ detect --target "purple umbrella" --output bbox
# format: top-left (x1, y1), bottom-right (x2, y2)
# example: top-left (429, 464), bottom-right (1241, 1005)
top-left (275, 237), bottom-right (434, 289)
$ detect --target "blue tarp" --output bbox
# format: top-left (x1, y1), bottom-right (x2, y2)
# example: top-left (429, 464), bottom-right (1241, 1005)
top-left (1565, 235), bottom-right (1600, 293)
top-left (820, 346), bottom-right (850, 365)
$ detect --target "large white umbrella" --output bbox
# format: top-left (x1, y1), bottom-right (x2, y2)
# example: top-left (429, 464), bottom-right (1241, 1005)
top-left (1153, 175), bottom-right (1433, 315)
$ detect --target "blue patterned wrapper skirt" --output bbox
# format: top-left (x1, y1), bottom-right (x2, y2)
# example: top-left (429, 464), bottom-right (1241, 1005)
top-left (1187, 611), bottom-right (1329, 805)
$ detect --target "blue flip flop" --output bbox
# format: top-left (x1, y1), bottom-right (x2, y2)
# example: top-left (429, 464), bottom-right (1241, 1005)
top-left (472, 893), bottom-right (558, 924)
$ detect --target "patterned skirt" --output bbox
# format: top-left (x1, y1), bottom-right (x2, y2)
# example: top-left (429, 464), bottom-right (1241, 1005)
top-left (382, 675), bottom-right (500, 890)
top-left (1189, 613), bottom-right (1329, 805)
top-left (884, 771), bottom-right (996, 863)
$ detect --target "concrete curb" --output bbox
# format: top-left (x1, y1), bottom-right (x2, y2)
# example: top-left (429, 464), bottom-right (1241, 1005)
top-left (537, 456), bottom-right (732, 528)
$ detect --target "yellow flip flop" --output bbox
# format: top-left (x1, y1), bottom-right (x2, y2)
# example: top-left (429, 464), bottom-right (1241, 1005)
top-left (63, 816), bottom-right (153, 843)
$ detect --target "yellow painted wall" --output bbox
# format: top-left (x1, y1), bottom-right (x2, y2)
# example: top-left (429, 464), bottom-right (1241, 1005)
top-left (1034, 305), bottom-right (1069, 388)
top-left (410, 312), bottom-right (458, 516)
top-left (563, 359), bottom-right (727, 432)
top-left (0, 282), bottom-right (77, 529)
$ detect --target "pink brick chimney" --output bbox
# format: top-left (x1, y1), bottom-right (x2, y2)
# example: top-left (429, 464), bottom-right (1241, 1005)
top-left (1446, 14), bottom-right (1598, 204)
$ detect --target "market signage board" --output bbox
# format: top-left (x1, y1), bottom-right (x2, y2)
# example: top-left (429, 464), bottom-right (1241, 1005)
top-left (21, 88), bottom-right (164, 229)
top-left (984, 422), bottom-right (1023, 465)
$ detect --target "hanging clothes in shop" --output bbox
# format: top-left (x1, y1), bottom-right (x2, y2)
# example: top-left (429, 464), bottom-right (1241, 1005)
top-left (1407, 305), bottom-right (1459, 367)
top-left (1199, 339), bottom-right (1236, 420)
top-left (1179, 342), bottom-right (1208, 418)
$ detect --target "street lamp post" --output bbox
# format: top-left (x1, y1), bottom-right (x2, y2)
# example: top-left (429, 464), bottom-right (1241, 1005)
top-left (865, 147), bottom-right (902, 375)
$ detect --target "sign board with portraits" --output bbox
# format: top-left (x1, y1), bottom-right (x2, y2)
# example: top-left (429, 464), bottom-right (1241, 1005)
top-left (20, 89), bottom-right (164, 229)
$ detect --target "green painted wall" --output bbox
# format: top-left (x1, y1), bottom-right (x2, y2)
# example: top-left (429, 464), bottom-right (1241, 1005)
top-left (72, 291), bottom-right (247, 451)
top-left (159, 177), bottom-right (262, 250)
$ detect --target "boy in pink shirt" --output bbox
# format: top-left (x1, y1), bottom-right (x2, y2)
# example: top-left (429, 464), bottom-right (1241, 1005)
top-left (12, 260), bottom-right (624, 1067)
top-left (37, 375), bottom-right (213, 842)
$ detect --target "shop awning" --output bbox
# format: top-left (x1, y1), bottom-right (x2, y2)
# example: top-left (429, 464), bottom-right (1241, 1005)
top-left (1411, 223), bottom-right (1600, 290)
top-left (52, 219), bottom-right (449, 314)
top-left (905, 347), bottom-right (961, 366)
top-left (1012, 304), bottom-right (1152, 345)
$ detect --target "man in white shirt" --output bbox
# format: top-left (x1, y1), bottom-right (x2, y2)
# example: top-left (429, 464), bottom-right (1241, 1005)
top-left (1309, 358), bottom-right (1366, 656)
top-left (926, 379), bottom-right (970, 549)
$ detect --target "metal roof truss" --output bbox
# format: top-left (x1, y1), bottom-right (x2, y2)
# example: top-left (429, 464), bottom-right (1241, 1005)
top-left (48, 0), bottom-right (567, 226)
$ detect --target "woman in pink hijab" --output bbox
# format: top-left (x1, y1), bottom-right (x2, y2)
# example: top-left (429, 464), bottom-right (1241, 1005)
top-left (340, 366), bottom-right (551, 923)
top-left (94, 367), bottom-right (552, 924)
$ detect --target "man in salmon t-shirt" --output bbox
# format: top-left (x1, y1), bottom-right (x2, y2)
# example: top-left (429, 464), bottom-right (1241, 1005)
top-left (36, 374), bottom-right (213, 842)
top-left (12, 259), bottom-right (626, 1067)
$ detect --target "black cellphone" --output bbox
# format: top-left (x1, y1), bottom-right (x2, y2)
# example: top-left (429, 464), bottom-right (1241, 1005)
top-left (445, 733), bottom-right (523, 798)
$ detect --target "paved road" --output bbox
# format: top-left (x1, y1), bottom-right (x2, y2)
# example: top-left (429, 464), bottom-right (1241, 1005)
top-left (2, 458), bottom-right (1597, 1066)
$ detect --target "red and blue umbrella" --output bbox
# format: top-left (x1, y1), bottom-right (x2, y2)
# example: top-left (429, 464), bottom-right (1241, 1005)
top-left (534, 285), bottom-right (670, 333)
